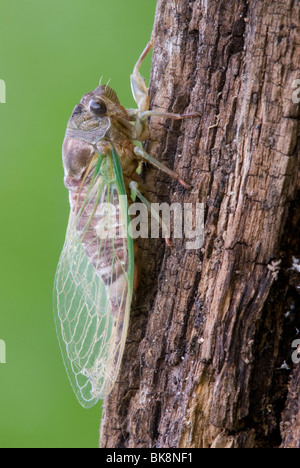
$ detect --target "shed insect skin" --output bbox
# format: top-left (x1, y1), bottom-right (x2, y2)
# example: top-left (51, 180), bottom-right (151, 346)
top-left (54, 39), bottom-right (199, 408)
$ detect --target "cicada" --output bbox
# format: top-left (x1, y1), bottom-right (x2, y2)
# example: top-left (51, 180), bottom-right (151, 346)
top-left (54, 40), bottom-right (197, 408)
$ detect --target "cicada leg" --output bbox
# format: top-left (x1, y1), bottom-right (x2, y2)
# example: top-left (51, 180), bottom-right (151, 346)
top-left (133, 145), bottom-right (192, 190)
top-left (138, 110), bottom-right (200, 122)
top-left (128, 40), bottom-right (153, 141)
top-left (128, 39), bottom-right (200, 141)
top-left (129, 181), bottom-right (172, 246)
top-left (130, 39), bottom-right (153, 113)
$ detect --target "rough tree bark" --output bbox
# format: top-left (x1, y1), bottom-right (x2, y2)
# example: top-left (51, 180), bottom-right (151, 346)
top-left (100, 0), bottom-right (300, 448)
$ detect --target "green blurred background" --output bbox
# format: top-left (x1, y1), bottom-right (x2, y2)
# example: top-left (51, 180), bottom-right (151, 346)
top-left (0, 0), bottom-right (156, 448)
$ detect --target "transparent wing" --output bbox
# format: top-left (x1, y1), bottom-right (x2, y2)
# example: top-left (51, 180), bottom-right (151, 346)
top-left (54, 160), bottom-right (134, 408)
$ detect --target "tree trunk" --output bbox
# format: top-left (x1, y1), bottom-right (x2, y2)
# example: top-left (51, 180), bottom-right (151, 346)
top-left (100, 0), bottom-right (300, 448)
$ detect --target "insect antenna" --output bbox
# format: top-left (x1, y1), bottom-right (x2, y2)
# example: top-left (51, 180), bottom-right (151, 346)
top-left (105, 78), bottom-right (112, 90)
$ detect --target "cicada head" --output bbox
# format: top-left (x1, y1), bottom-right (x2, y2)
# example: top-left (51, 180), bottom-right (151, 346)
top-left (62, 85), bottom-right (130, 191)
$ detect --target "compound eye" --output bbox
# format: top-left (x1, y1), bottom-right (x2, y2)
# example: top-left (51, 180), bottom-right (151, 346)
top-left (89, 98), bottom-right (107, 116)
top-left (71, 104), bottom-right (83, 117)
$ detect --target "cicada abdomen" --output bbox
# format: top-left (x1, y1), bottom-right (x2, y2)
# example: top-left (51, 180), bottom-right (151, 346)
top-left (69, 160), bottom-right (129, 316)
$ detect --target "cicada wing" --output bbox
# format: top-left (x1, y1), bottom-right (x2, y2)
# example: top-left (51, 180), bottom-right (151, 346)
top-left (54, 166), bottom-right (134, 408)
top-left (54, 234), bottom-right (109, 408)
